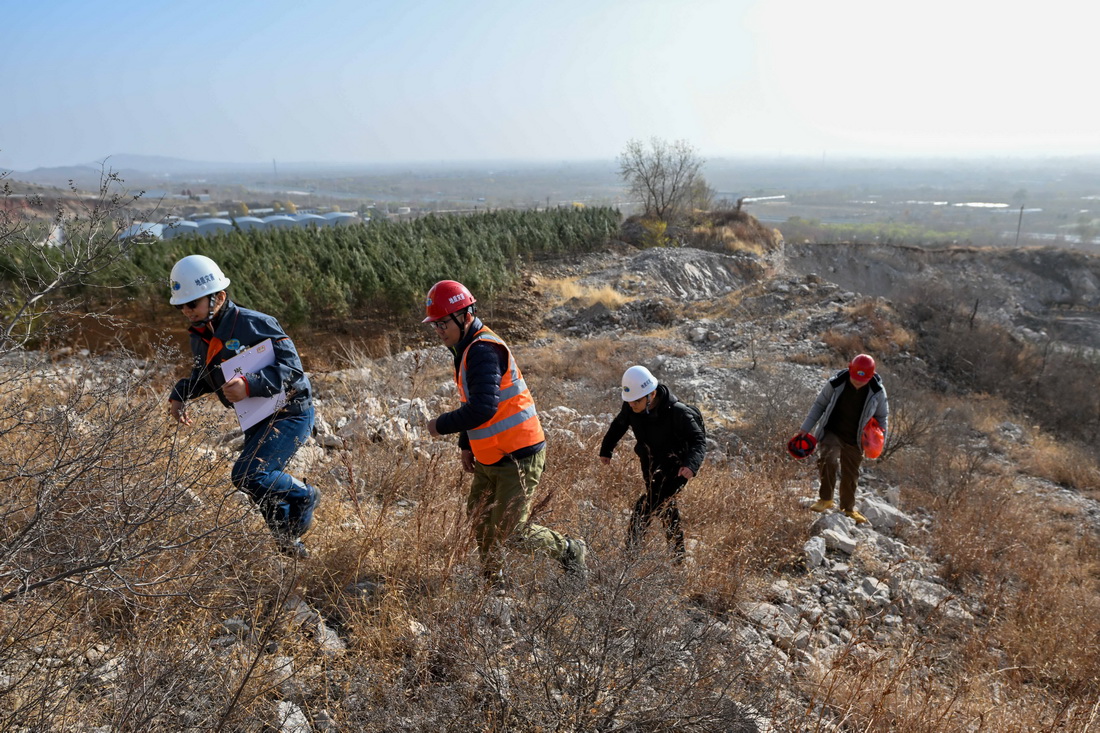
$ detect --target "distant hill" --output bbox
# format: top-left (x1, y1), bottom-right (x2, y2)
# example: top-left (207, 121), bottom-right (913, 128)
top-left (9, 155), bottom-right (269, 190)
top-left (8, 165), bottom-right (106, 190)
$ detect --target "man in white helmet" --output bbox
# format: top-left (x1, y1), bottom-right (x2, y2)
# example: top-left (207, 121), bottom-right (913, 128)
top-left (167, 255), bottom-right (321, 558)
top-left (599, 365), bottom-right (706, 560)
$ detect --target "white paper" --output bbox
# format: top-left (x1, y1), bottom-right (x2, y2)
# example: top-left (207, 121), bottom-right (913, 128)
top-left (220, 338), bottom-right (287, 431)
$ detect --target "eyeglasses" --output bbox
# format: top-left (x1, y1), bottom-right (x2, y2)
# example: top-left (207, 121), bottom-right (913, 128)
top-left (174, 298), bottom-right (203, 311)
top-left (430, 319), bottom-right (451, 331)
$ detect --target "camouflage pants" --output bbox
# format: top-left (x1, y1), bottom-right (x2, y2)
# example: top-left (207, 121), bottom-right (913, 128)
top-left (467, 448), bottom-right (569, 576)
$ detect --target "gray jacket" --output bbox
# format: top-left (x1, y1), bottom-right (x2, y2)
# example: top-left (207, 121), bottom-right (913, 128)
top-left (800, 369), bottom-right (889, 440)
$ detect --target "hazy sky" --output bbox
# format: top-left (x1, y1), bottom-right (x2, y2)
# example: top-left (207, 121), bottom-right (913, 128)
top-left (2, 0), bottom-right (1097, 171)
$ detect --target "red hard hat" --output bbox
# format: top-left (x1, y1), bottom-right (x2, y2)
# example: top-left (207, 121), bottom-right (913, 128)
top-left (787, 433), bottom-right (818, 459)
top-left (849, 353), bottom-right (876, 380)
top-left (862, 418), bottom-right (885, 459)
top-left (422, 280), bottom-right (476, 323)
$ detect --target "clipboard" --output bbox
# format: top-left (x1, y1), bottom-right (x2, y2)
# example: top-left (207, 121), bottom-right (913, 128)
top-left (220, 338), bottom-right (287, 431)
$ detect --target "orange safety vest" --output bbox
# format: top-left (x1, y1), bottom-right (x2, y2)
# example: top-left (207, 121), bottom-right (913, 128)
top-left (456, 327), bottom-right (545, 464)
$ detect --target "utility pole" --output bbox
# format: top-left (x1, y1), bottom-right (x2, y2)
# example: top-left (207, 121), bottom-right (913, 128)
top-left (1014, 204), bottom-right (1024, 247)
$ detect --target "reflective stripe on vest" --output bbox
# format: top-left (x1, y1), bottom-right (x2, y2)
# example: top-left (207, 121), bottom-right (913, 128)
top-left (456, 327), bottom-right (545, 464)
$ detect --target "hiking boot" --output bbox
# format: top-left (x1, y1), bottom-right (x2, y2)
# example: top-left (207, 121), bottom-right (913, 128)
top-left (809, 499), bottom-right (835, 513)
top-left (843, 509), bottom-right (869, 525)
top-left (487, 569), bottom-right (512, 596)
top-left (560, 538), bottom-right (588, 578)
top-left (296, 485), bottom-right (322, 538)
top-left (277, 536), bottom-right (310, 559)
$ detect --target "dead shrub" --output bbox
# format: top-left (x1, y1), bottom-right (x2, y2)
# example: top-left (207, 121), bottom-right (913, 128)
top-left (520, 337), bottom-right (673, 409)
top-left (821, 328), bottom-right (867, 357)
top-left (540, 276), bottom-right (632, 310)
top-left (732, 364), bottom-right (815, 455)
top-left (1019, 432), bottom-right (1100, 491)
top-left (686, 209), bottom-right (782, 255)
top-left (997, 557), bottom-right (1100, 695)
top-left (0, 349), bottom-right (333, 731)
top-left (913, 474), bottom-right (1027, 588)
top-left (899, 288), bottom-right (1100, 441)
top-left (684, 458), bottom-right (805, 612)
top-left (6, 257), bottom-right (1100, 729)
top-left (847, 299), bottom-right (915, 353)
top-left (821, 299), bottom-right (915, 360)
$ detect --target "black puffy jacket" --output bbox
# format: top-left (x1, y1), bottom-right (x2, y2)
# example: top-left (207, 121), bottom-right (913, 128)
top-left (599, 384), bottom-right (706, 474)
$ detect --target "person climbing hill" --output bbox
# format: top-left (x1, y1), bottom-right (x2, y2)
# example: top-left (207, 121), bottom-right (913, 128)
top-left (167, 254), bottom-right (321, 558)
top-left (599, 365), bottom-right (706, 560)
top-left (793, 353), bottom-right (888, 525)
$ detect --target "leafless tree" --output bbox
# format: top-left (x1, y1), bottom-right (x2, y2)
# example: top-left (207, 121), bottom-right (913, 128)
top-left (618, 138), bottom-right (706, 224)
top-left (0, 165), bottom-right (321, 730)
top-left (0, 165), bottom-right (147, 354)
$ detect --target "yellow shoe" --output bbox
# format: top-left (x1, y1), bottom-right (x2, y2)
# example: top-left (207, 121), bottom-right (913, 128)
top-left (843, 509), bottom-right (869, 525)
top-left (809, 499), bottom-right (835, 513)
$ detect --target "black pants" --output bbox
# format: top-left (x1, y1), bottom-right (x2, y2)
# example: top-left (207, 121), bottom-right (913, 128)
top-left (629, 460), bottom-right (687, 557)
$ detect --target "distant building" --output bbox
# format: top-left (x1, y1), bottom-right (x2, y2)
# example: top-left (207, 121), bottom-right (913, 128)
top-left (292, 213), bottom-right (326, 225)
top-left (232, 216), bottom-right (266, 231)
top-left (118, 212), bottom-right (365, 241)
top-left (164, 220), bottom-right (199, 239)
top-left (194, 218), bottom-right (234, 236)
top-left (323, 211), bottom-right (358, 226)
top-left (118, 222), bottom-right (164, 240)
top-left (261, 214), bottom-right (297, 229)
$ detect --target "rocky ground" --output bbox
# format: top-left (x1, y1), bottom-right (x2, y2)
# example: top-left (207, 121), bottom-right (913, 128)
top-left (15, 238), bottom-right (1100, 731)
top-left (783, 241), bottom-right (1100, 348)
top-left (291, 241), bottom-right (1097, 729)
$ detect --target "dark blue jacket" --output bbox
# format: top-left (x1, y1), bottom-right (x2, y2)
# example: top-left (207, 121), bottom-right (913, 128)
top-left (169, 299), bottom-right (312, 413)
top-left (435, 316), bottom-right (544, 460)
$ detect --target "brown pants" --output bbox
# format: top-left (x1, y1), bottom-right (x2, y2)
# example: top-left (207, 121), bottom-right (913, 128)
top-left (817, 431), bottom-right (863, 511)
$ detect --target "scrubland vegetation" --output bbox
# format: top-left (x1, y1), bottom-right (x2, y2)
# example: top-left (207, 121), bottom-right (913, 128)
top-left (1, 174), bottom-right (1099, 730)
top-left (3, 313), bottom-right (1099, 730)
top-left (113, 207), bottom-right (621, 328)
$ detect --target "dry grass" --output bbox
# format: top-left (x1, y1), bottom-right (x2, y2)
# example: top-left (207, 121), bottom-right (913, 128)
top-left (686, 209), bottom-right (783, 256)
top-left (821, 298), bottom-right (916, 358)
top-left (794, 370), bottom-right (1100, 731)
top-left (4, 314), bottom-right (1100, 730)
top-left (539, 276), bottom-right (632, 310)
top-left (689, 223), bottom-right (774, 257)
top-left (0, 356), bottom-right (309, 730)
top-left (692, 282), bottom-right (768, 319)
top-left (520, 335), bottom-right (690, 409)
top-left (901, 470), bottom-right (1100, 707)
top-left (1019, 432), bottom-right (1100, 491)
top-left (681, 455), bottom-right (807, 611)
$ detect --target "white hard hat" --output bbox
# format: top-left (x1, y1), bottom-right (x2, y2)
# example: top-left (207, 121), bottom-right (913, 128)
top-left (621, 365), bottom-right (658, 401)
top-left (169, 255), bottom-right (231, 305)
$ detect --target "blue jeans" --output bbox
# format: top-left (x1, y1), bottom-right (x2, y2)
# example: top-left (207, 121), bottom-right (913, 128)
top-left (231, 405), bottom-right (320, 538)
